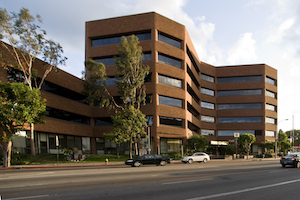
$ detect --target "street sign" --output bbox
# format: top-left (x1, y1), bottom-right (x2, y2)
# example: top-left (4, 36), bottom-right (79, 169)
top-left (234, 132), bottom-right (240, 138)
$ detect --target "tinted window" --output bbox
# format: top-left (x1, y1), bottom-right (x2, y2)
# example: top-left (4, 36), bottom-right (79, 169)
top-left (218, 89), bottom-right (262, 97)
top-left (158, 74), bottom-right (182, 88)
top-left (159, 95), bottom-right (183, 108)
top-left (217, 75), bottom-right (262, 83)
top-left (218, 103), bottom-right (262, 110)
top-left (158, 32), bottom-right (181, 49)
top-left (159, 116), bottom-right (184, 128)
top-left (218, 117), bottom-right (262, 123)
top-left (158, 53), bottom-right (182, 68)
top-left (201, 73), bottom-right (214, 83)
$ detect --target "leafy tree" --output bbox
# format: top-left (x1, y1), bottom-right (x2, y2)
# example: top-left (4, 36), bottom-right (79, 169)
top-left (285, 129), bottom-right (300, 146)
top-left (83, 35), bottom-right (149, 158)
top-left (0, 7), bottom-right (67, 155)
top-left (278, 132), bottom-right (290, 154)
top-left (186, 135), bottom-right (209, 153)
top-left (0, 82), bottom-right (47, 167)
top-left (237, 133), bottom-right (256, 159)
top-left (224, 144), bottom-right (234, 155)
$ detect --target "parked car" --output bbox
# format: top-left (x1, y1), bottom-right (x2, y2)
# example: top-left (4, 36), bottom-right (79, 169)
top-left (125, 154), bottom-right (170, 167)
top-left (280, 153), bottom-right (300, 168)
top-left (181, 152), bottom-right (210, 164)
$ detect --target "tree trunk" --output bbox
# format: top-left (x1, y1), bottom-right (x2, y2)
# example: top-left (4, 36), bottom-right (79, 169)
top-left (129, 137), bottom-right (133, 159)
top-left (30, 123), bottom-right (36, 155)
top-left (2, 140), bottom-right (12, 168)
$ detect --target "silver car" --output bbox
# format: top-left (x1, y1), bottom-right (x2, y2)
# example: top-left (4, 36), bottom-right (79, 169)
top-left (181, 152), bottom-right (210, 164)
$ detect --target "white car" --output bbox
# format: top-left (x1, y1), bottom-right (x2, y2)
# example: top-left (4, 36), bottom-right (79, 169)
top-left (181, 152), bottom-right (210, 164)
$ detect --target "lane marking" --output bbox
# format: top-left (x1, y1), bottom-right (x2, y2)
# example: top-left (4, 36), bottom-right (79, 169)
top-left (162, 178), bottom-right (213, 185)
top-left (0, 184), bottom-right (47, 189)
top-left (5, 194), bottom-right (49, 200)
top-left (185, 178), bottom-right (300, 200)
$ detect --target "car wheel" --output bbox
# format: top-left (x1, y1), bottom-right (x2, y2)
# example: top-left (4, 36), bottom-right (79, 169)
top-left (295, 162), bottom-right (300, 168)
top-left (188, 159), bottom-right (193, 164)
top-left (203, 158), bottom-right (208, 163)
top-left (133, 161), bottom-right (141, 167)
top-left (160, 160), bottom-right (166, 166)
top-left (282, 164), bottom-right (285, 168)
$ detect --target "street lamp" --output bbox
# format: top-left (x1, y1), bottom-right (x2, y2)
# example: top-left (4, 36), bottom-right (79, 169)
top-left (275, 119), bottom-right (288, 158)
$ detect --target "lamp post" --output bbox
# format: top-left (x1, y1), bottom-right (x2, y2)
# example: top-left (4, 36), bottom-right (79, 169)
top-left (147, 116), bottom-right (153, 154)
top-left (275, 119), bottom-right (288, 158)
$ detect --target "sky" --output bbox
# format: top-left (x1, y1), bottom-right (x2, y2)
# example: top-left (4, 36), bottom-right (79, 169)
top-left (2, 0), bottom-right (300, 131)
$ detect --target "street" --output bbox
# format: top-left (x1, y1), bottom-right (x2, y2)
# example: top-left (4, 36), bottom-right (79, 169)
top-left (1, 160), bottom-right (300, 200)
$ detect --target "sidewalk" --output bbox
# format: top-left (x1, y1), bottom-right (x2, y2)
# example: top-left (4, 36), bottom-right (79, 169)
top-left (0, 157), bottom-right (280, 171)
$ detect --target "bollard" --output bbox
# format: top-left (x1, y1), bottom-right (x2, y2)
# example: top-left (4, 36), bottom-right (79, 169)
top-left (105, 158), bottom-right (108, 165)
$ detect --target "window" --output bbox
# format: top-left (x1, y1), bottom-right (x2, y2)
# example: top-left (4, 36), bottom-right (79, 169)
top-left (187, 102), bottom-right (199, 119)
top-left (187, 65), bottom-right (200, 88)
top-left (187, 84), bottom-right (200, 104)
top-left (158, 31), bottom-right (181, 49)
top-left (217, 89), bottom-right (262, 97)
top-left (266, 90), bottom-right (276, 98)
top-left (201, 101), bottom-right (214, 110)
top-left (95, 117), bottom-right (113, 126)
top-left (266, 103), bottom-right (276, 111)
top-left (266, 76), bottom-right (276, 85)
top-left (217, 75), bottom-right (262, 83)
top-left (92, 31), bottom-right (151, 47)
top-left (201, 73), bottom-right (214, 83)
top-left (217, 103), bottom-right (262, 110)
top-left (188, 121), bottom-right (199, 133)
top-left (186, 46), bottom-right (200, 73)
top-left (159, 95), bottom-right (183, 108)
top-left (218, 130), bottom-right (255, 136)
top-left (201, 88), bottom-right (214, 96)
top-left (158, 53), bottom-right (182, 68)
top-left (201, 115), bottom-right (215, 123)
top-left (106, 77), bottom-right (117, 86)
top-left (265, 130), bottom-right (275, 137)
top-left (266, 117), bottom-right (275, 124)
top-left (201, 129), bottom-right (215, 136)
top-left (158, 74), bottom-right (182, 88)
top-left (94, 52), bottom-right (151, 66)
top-left (218, 117), bottom-right (262, 123)
top-left (159, 116), bottom-right (184, 128)
top-left (46, 107), bottom-right (90, 125)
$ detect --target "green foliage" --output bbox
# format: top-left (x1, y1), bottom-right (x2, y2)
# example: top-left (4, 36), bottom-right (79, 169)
top-left (224, 144), bottom-right (235, 155)
top-left (161, 152), bottom-right (182, 160)
top-left (237, 134), bottom-right (256, 157)
top-left (0, 82), bottom-right (47, 140)
top-left (186, 135), bottom-right (209, 153)
top-left (278, 131), bottom-right (290, 154)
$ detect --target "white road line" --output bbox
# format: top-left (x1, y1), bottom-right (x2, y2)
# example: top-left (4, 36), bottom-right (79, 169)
top-left (162, 178), bottom-right (213, 185)
top-left (185, 179), bottom-right (300, 200)
top-left (5, 194), bottom-right (49, 200)
top-left (0, 183), bottom-right (47, 189)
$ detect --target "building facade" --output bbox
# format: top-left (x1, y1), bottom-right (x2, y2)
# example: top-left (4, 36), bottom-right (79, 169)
top-left (1, 12), bottom-right (277, 156)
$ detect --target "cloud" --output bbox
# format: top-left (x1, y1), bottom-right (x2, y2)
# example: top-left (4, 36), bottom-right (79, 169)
top-left (227, 33), bottom-right (257, 64)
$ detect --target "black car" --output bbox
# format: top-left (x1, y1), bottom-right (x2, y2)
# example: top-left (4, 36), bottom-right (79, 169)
top-left (125, 154), bottom-right (170, 167)
top-left (280, 153), bottom-right (300, 168)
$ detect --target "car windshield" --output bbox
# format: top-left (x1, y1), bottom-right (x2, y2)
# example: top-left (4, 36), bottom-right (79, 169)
top-left (284, 154), bottom-right (299, 157)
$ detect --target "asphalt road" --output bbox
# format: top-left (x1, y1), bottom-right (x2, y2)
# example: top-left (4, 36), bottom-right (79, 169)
top-left (1, 160), bottom-right (300, 200)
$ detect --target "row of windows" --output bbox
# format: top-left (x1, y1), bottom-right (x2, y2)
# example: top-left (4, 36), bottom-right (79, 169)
top-left (94, 52), bottom-right (152, 66)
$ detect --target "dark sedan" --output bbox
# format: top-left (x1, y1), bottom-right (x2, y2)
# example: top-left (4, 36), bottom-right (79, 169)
top-left (125, 154), bottom-right (170, 167)
top-left (280, 153), bottom-right (300, 168)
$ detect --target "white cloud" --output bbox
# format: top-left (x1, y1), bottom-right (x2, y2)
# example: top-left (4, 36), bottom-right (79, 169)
top-left (227, 33), bottom-right (257, 64)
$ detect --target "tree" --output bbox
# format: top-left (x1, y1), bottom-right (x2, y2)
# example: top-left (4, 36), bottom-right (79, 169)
top-left (186, 135), bottom-right (209, 153)
top-left (0, 82), bottom-right (47, 167)
top-left (237, 133), bottom-right (256, 159)
top-left (0, 7), bottom-right (67, 155)
top-left (278, 132), bottom-right (290, 155)
top-left (83, 35), bottom-right (149, 158)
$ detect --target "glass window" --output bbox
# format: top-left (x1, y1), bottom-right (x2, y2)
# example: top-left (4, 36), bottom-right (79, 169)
top-left (159, 116), bottom-right (184, 128)
top-left (159, 95), bottom-right (183, 108)
top-left (95, 117), bottom-right (113, 126)
top-left (201, 101), bottom-right (215, 110)
top-left (187, 65), bottom-right (200, 88)
top-left (266, 90), bottom-right (276, 98)
top-left (94, 52), bottom-right (151, 66)
top-left (158, 74), bottom-right (182, 88)
top-left (266, 117), bottom-right (275, 124)
top-left (201, 129), bottom-right (215, 136)
top-left (106, 77), bottom-right (117, 86)
top-left (92, 32), bottom-right (151, 47)
top-left (188, 121), bottom-right (199, 133)
top-left (218, 117), bottom-right (262, 123)
top-left (143, 52), bottom-right (152, 62)
top-left (201, 88), bottom-right (214, 96)
top-left (217, 75), bottom-right (262, 83)
top-left (82, 137), bottom-right (91, 151)
top-left (218, 103), bottom-right (262, 110)
top-left (158, 53), bottom-right (182, 68)
top-left (201, 73), bottom-right (214, 83)
top-left (46, 107), bottom-right (90, 125)
top-left (217, 89), bottom-right (262, 97)
top-left (266, 103), bottom-right (276, 111)
top-left (187, 102), bottom-right (199, 119)
top-left (158, 31), bottom-right (181, 49)
top-left (265, 130), bottom-right (275, 137)
top-left (186, 46), bottom-right (200, 73)
top-left (201, 115), bottom-right (215, 123)
top-left (218, 130), bottom-right (255, 136)
top-left (187, 84), bottom-right (200, 104)
top-left (266, 76), bottom-right (276, 85)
